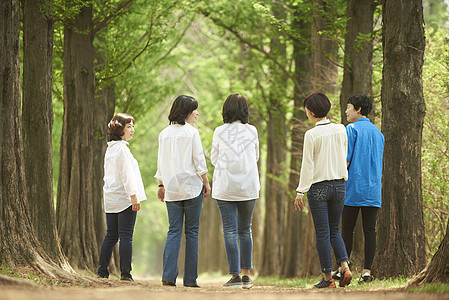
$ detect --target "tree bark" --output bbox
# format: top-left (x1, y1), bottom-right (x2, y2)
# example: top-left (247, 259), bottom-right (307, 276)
top-left (373, 0), bottom-right (427, 278)
top-left (310, 0), bottom-right (339, 94)
top-left (339, 0), bottom-right (375, 125)
top-left (260, 1), bottom-right (288, 276)
top-left (407, 217), bottom-right (449, 285)
top-left (0, 0), bottom-right (71, 277)
top-left (56, 2), bottom-right (98, 271)
top-left (93, 35), bottom-right (119, 274)
top-left (22, 0), bottom-right (67, 266)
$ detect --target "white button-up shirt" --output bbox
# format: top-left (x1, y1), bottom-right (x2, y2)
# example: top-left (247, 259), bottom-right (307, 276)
top-left (211, 121), bottom-right (260, 201)
top-left (103, 140), bottom-right (147, 213)
top-left (155, 123), bottom-right (208, 201)
top-left (296, 119), bottom-right (348, 194)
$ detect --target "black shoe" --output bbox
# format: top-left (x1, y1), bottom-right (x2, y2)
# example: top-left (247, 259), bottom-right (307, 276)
top-left (162, 280), bottom-right (176, 286)
top-left (242, 275), bottom-right (253, 289)
top-left (358, 272), bottom-right (372, 283)
top-left (121, 275), bottom-right (134, 282)
top-left (223, 276), bottom-right (242, 288)
top-left (184, 284), bottom-right (200, 288)
top-left (97, 274), bottom-right (109, 279)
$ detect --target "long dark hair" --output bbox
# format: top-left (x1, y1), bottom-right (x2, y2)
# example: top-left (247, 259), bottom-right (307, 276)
top-left (168, 95), bottom-right (198, 125)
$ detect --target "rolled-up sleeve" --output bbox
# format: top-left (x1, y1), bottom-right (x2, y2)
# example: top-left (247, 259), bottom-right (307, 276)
top-left (116, 148), bottom-right (138, 197)
top-left (192, 130), bottom-right (208, 176)
top-left (296, 131), bottom-right (314, 194)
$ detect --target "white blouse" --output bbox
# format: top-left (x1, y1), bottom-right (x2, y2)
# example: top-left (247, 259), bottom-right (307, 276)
top-left (296, 119), bottom-right (348, 194)
top-left (103, 140), bottom-right (147, 213)
top-left (211, 122), bottom-right (260, 201)
top-left (155, 123), bottom-right (208, 201)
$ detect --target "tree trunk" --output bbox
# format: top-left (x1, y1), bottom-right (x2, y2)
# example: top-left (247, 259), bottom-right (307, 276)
top-left (260, 1), bottom-right (288, 277)
top-left (56, 2), bottom-right (98, 271)
top-left (22, 0), bottom-right (67, 266)
top-left (281, 15), bottom-right (311, 278)
top-left (407, 217), bottom-right (449, 285)
top-left (337, 0), bottom-right (376, 270)
top-left (93, 35), bottom-right (118, 274)
top-left (373, 0), bottom-right (427, 278)
top-left (310, 0), bottom-right (339, 94)
top-left (339, 0), bottom-right (375, 125)
top-left (0, 0), bottom-right (71, 276)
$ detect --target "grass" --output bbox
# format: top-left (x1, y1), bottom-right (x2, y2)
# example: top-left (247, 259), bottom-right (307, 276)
top-left (255, 275), bottom-right (408, 290)
top-left (408, 283), bottom-right (449, 294)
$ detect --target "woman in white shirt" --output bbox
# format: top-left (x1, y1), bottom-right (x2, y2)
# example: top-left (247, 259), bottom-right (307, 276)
top-left (155, 95), bottom-right (211, 288)
top-left (98, 113), bottom-right (146, 282)
top-left (211, 94), bottom-right (259, 289)
top-left (294, 92), bottom-right (352, 288)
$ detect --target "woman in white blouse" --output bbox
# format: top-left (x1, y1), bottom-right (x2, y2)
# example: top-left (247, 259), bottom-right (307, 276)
top-left (155, 95), bottom-right (211, 288)
top-left (294, 92), bottom-right (352, 288)
top-left (98, 113), bottom-right (147, 282)
top-left (211, 94), bottom-right (259, 289)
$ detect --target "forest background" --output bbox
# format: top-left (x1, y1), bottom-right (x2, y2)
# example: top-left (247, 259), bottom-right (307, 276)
top-left (1, 0), bottom-right (448, 286)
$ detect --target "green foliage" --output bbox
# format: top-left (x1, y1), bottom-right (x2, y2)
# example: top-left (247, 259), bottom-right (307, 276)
top-left (421, 26), bottom-right (449, 259)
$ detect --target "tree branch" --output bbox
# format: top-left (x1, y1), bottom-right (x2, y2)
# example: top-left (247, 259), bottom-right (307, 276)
top-left (199, 9), bottom-right (301, 91)
top-left (93, 0), bottom-right (134, 35)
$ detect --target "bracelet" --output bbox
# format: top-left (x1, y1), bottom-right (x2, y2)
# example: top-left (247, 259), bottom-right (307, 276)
top-left (158, 184), bottom-right (164, 188)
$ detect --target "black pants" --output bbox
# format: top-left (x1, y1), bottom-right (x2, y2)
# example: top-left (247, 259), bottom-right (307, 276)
top-left (341, 205), bottom-right (379, 270)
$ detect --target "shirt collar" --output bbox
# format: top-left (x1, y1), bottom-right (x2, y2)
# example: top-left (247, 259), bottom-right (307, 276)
top-left (315, 119), bottom-right (331, 126)
top-left (356, 117), bottom-right (370, 122)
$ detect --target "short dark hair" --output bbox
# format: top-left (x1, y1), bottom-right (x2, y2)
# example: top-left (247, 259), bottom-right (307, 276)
top-left (347, 94), bottom-right (372, 116)
top-left (303, 92), bottom-right (331, 118)
top-left (222, 94), bottom-right (249, 124)
top-left (108, 113), bottom-right (135, 141)
top-left (168, 95), bottom-right (198, 125)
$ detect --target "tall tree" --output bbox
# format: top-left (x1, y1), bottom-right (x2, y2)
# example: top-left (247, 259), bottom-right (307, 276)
top-left (339, 0), bottom-right (375, 125)
top-left (260, 0), bottom-right (288, 276)
top-left (310, 0), bottom-right (339, 94)
top-left (56, 1), bottom-right (98, 270)
top-left (281, 11), bottom-right (311, 278)
top-left (0, 0), bottom-right (70, 277)
top-left (374, 0), bottom-right (427, 277)
top-left (22, 0), bottom-right (67, 265)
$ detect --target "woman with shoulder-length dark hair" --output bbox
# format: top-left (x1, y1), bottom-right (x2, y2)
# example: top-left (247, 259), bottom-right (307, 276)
top-left (98, 113), bottom-right (147, 282)
top-left (211, 94), bottom-right (260, 289)
top-left (155, 95), bottom-right (211, 288)
top-left (294, 92), bottom-right (352, 288)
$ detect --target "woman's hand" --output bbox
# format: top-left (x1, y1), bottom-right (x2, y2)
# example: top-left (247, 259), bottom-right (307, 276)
top-left (131, 194), bottom-right (140, 211)
top-left (157, 186), bottom-right (165, 202)
top-left (203, 182), bottom-right (211, 198)
top-left (294, 193), bottom-right (304, 211)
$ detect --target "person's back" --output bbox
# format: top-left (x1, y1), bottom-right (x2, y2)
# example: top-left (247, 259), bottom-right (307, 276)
top-left (346, 118), bottom-right (384, 206)
top-left (211, 121), bottom-right (259, 200)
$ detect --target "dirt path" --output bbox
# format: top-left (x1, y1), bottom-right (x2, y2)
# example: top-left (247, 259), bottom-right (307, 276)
top-left (1, 278), bottom-right (449, 300)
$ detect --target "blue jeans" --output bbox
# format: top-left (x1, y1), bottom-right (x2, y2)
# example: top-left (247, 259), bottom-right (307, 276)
top-left (307, 180), bottom-right (348, 274)
top-left (216, 199), bottom-right (256, 275)
top-left (98, 205), bottom-right (137, 278)
top-left (162, 190), bottom-right (203, 286)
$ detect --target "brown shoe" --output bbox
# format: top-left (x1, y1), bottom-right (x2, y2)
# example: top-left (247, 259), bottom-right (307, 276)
top-left (339, 267), bottom-right (352, 287)
top-left (162, 280), bottom-right (176, 286)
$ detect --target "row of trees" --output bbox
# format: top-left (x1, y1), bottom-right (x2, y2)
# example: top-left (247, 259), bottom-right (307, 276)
top-left (0, 0), bottom-right (448, 285)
